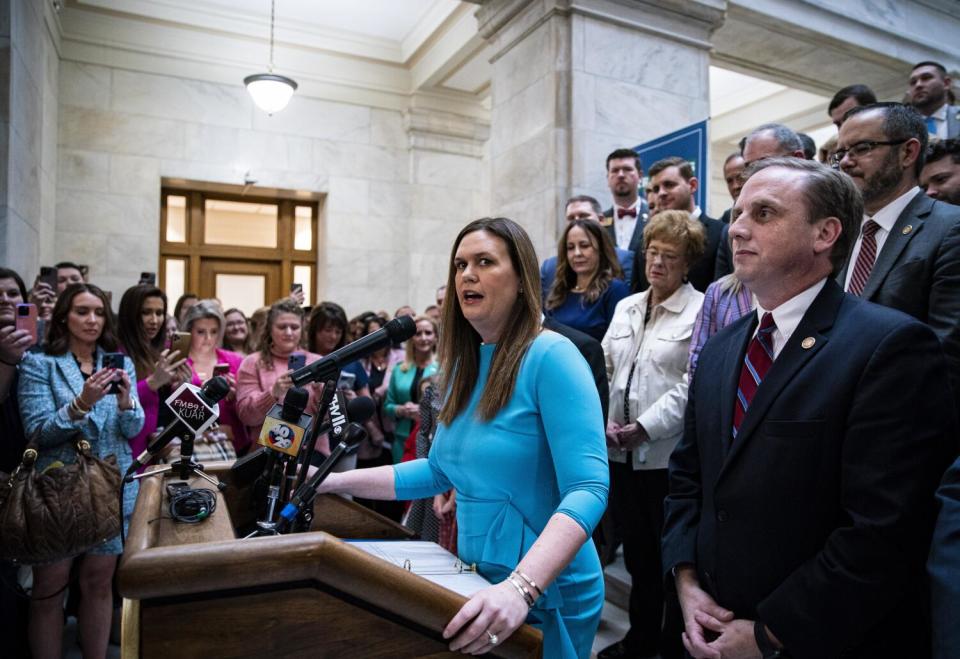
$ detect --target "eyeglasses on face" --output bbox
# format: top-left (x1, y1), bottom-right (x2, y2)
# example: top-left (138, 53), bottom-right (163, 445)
top-left (830, 139), bottom-right (907, 167)
top-left (645, 247), bottom-right (681, 264)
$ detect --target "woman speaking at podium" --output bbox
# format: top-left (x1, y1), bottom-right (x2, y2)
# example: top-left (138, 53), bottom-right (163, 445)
top-left (317, 217), bottom-right (609, 658)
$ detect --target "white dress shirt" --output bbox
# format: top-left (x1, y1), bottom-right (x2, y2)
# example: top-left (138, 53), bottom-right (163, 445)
top-left (843, 187), bottom-right (921, 291)
top-left (754, 278), bottom-right (826, 359)
top-left (613, 200), bottom-right (640, 250)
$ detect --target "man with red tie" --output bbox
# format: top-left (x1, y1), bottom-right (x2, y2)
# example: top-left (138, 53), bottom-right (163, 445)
top-left (603, 148), bottom-right (650, 254)
top-left (661, 157), bottom-right (956, 659)
top-left (836, 102), bottom-right (960, 413)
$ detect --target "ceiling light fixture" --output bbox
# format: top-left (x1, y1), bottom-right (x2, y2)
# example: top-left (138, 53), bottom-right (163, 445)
top-left (244, 0), bottom-right (297, 114)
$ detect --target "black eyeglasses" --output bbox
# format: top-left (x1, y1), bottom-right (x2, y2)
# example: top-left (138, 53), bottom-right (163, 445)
top-left (830, 139), bottom-right (907, 167)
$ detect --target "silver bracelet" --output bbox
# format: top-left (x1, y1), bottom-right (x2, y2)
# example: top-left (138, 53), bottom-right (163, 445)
top-left (506, 574), bottom-right (535, 608)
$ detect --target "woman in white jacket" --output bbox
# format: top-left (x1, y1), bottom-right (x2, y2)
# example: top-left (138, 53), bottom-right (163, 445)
top-left (598, 210), bottom-right (705, 659)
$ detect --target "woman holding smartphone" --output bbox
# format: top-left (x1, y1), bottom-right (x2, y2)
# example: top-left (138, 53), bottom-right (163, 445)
top-left (17, 283), bottom-right (144, 659)
top-left (180, 301), bottom-right (249, 454)
top-left (0, 268), bottom-right (34, 474)
top-left (118, 284), bottom-right (191, 465)
top-left (236, 299), bottom-right (323, 441)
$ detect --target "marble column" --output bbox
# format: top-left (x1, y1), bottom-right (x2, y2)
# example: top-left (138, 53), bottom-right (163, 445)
top-left (476, 0), bottom-right (725, 259)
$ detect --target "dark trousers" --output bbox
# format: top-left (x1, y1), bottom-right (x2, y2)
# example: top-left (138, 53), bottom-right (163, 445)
top-left (609, 462), bottom-right (683, 659)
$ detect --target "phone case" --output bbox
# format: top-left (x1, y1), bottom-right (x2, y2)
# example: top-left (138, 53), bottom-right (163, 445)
top-left (15, 304), bottom-right (37, 344)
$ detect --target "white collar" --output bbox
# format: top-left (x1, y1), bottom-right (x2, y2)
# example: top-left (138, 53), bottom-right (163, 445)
top-left (756, 278), bottom-right (827, 354)
top-left (867, 186), bottom-right (921, 232)
top-left (690, 206), bottom-right (702, 221)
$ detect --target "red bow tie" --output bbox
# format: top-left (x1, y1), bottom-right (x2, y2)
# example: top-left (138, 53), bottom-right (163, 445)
top-left (617, 207), bottom-right (637, 219)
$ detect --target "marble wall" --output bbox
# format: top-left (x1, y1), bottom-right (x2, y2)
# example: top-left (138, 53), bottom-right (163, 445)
top-left (1, 0), bottom-right (58, 277)
top-left (56, 62), bottom-right (489, 315)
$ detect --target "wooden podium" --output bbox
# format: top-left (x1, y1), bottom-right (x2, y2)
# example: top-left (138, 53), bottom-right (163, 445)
top-left (118, 463), bottom-right (543, 658)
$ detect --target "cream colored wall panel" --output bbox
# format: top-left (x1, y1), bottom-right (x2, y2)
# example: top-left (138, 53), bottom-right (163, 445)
top-left (58, 149), bottom-right (110, 192)
top-left (111, 69), bottom-right (251, 128)
top-left (60, 107), bottom-right (185, 159)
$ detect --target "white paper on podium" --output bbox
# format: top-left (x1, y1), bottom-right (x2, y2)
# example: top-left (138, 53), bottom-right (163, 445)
top-left (346, 540), bottom-right (492, 598)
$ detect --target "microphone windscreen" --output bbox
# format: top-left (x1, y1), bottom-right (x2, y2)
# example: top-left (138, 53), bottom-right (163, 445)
top-left (281, 386), bottom-right (309, 421)
top-left (346, 396), bottom-right (376, 424)
top-left (200, 376), bottom-right (231, 405)
top-left (385, 315), bottom-right (416, 342)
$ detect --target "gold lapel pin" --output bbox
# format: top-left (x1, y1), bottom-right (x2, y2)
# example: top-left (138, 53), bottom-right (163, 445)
top-left (902, 225), bottom-right (913, 235)
top-left (801, 337), bottom-right (816, 349)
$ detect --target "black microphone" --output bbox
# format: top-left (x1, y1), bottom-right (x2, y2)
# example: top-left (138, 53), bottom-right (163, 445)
top-left (124, 377), bottom-right (230, 479)
top-left (254, 387), bottom-right (312, 522)
top-left (307, 395), bottom-right (377, 440)
top-left (289, 316), bottom-right (416, 387)
top-left (277, 422), bottom-right (367, 532)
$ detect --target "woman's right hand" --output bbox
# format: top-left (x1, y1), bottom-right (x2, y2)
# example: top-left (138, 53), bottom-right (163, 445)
top-left (147, 349), bottom-right (189, 392)
top-left (0, 326), bottom-right (32, 365)
top-left (29, 280), bottom-right (55, 321)
top-left (605, 420), bottom-right (622, 449)
top-left (80, 368), bottom-right (117, 408)
top-left (272, 370), bottom-right (294, 401)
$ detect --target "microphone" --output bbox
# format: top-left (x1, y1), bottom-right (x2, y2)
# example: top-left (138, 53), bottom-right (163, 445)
top-left (308, 395), bottom-right (377, 440)
top-left (289, 316), bottom-right (415, 387)
top-left (277, 422), bottom-right (367, 532)
top-left (257, 387), bottom-right (312, 457)
top-left (125, 377), bottom-right (230, 478)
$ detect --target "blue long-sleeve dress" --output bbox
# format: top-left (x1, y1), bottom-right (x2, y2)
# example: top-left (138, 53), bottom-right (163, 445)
top-left (394, 331), bottom-right (609, 659)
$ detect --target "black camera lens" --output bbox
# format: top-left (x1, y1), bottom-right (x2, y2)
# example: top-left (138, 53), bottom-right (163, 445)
top-left (17, 306), bottom-right (28, 316)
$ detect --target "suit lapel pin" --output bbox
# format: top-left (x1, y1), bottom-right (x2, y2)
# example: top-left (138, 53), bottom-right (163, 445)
top-left (801, 337), bottom-right (816, 349)
top-left (902, 225), bottom-right (913, 235)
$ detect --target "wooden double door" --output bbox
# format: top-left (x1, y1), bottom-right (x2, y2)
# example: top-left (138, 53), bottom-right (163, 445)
top-left (198, 259), bottom-right (281, 316)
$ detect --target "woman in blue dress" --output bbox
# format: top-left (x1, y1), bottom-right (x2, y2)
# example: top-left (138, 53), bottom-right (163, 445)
top-left (544, 218), bottom-right (629, 341)
top-left (317, 217), bottom-right (609, 658)
top-left (18, 283), bottom-right (144, 659)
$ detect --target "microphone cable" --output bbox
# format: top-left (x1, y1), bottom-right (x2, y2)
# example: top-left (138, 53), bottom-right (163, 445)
top-left (168, 487), bottom-right (217, 524)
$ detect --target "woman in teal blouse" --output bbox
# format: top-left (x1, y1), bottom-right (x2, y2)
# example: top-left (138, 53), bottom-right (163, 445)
top-left (384, 315), bottom-right (439, 462)
top-left (314, 217), bottom-right (609, 658)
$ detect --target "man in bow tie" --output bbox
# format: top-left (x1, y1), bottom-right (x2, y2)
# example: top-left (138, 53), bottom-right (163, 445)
top-left (604, 148), bottom-right (650, 254)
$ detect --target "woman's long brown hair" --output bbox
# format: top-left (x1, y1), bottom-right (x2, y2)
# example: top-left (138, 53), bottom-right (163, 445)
top-left (545, 219), bottom-right (622, 311)
top-left (118, 284), bottom-right (167, 380)
top-left (438, 217), bottom-right (542, 424)
top-left (45, 283), bottom-right (119, 356)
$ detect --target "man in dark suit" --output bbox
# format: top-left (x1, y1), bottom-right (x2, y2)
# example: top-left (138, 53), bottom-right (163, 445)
top-left (632, 156), bottom-right (721, 293)
top-left (540, 195), bottom-right (633, 300)
top-left (603, 148), bottom-right (650, 254)
top-left (662, 157), bottom-right (956, 659)
top-left (837, 102), bottom-right (960, 409)
top-left (908, 61), bottom-right (960, 140)
top-left (930, 455), bottom-right (960, 659)
top-left (715, 124), bottom-right (807, 280)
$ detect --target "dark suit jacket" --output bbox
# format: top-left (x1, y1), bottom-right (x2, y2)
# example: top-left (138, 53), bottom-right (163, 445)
top-left (630, 211), bottom-right (723, 294)
top-left (837, 192), bottom-right (960, 411)
top-left (930, 455), bottom-right (960, 659)
top-left (662, 280), bottom-right (956, 659)
top-left (542, 317), bottom-right (608, 425)
top-left (604, 198), bottom-right (650, 254)
top-left (714, 223), bottom-right (733, 280)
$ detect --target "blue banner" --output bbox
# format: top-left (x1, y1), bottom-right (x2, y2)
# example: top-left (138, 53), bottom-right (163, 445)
top-left (634, 120), bottom-right (709, 209)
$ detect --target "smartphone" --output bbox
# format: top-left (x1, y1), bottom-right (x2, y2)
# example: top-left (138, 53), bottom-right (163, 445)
top-left (139, 272), bottom-right (156, 286)
top-left (38, 266), bottom-right (57, 291)
top-left (15, 304), bottom-right (37, 344)
top-left (336, 371), bottom-right (356, 391)
top-left (170, 331), bottom-right (191, 359)
top-left (287, 352), bottom-right (306, 371)
top-left (101, 352), bottom-right (125, 394)
top-left (290, 282), bottom-right (303, 294)
top-left (213, 363), bottom-right (230, 377)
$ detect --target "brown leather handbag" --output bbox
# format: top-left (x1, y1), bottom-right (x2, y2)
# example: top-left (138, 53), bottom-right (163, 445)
top-left (0, 433), bottom-right (122, 564)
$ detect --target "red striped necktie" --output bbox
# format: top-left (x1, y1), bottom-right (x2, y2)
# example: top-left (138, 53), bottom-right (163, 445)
top-left (732, 312), bottom-right (776, 439)
top-left (847, 219), bottom-right (880, 296)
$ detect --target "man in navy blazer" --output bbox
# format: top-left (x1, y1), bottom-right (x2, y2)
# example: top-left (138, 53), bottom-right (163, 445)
top-left (837, 102), bottom-right (960, 411)
top-left (662, 157), bottom-right (956, 659)
top-left (930, 455), bottom-right (960, 659)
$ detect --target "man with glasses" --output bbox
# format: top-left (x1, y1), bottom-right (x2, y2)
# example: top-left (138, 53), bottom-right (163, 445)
top-left (836, 102), bottom-right (960, 408)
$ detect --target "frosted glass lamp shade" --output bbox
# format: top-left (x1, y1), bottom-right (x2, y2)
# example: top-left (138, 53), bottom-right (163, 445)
top-left (244, 73), bottom-right (298, 114)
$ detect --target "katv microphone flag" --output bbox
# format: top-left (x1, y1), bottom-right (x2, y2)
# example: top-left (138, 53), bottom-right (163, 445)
top-left (289, 315), bottom-right (415, 387)
top-left (258, 386), bottom-right (313, 457)
top-left (124, 376), bottom-right (230, 478)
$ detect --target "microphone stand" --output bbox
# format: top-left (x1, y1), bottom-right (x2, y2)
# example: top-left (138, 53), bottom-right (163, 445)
top-left (291, 377), bottom-right (339, 493)
top-left (126, 427), bottom-right (226, 491)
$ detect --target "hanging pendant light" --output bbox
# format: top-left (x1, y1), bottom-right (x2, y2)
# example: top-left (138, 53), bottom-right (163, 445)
top-left (245, 0), bottom-right (298, 114)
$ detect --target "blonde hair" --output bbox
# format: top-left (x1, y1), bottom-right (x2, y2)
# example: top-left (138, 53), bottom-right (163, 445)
top-left (399, 315), bottom-right (439, 372)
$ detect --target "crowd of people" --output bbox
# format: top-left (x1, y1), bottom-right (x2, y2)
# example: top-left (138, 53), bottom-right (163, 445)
top-left (2, 59), bottom-right (960, 659)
